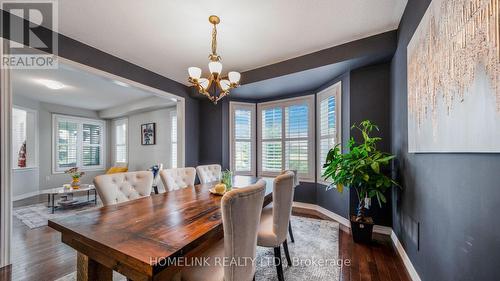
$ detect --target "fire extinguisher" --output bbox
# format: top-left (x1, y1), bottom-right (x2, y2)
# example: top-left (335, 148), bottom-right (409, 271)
top-left (18, 141), bottom-right (26, 168)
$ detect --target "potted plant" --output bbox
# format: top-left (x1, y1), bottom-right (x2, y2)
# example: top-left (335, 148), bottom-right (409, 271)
top-left (65, 167), bottom-right (85, 189)
top-left (322, 120), bottom-right (399, 243)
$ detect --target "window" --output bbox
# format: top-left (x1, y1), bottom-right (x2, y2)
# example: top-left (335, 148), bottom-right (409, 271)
top-left (170, 110), bottom-right (177, 168)
top-left (317, 82), bottom-right (342, 183)
top-left (258, 95), bottom-right (315, 180)
top-left (229, 102), bottom-right (256, 176)
top-left (53, 114), bottom-right (105, 172)
top-left (12, 107), bottom-right (37, 168)
top-left (112, 118), bottom-right (128, 164)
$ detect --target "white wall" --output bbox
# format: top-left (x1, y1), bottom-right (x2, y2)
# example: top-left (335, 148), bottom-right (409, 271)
top-left (127, 107), bottom-right (176, 191)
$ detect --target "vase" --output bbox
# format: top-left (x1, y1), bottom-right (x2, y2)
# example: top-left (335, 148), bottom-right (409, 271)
top-left (71, 178), bottom-right (80, 189)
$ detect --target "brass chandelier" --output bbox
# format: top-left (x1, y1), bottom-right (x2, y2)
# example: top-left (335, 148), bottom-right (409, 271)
top-left (188, 15), bottom-right (241, 104)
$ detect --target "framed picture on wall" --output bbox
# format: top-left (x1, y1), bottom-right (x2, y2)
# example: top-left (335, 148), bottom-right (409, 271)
top-left (141, 123), bottom-right (156, 145)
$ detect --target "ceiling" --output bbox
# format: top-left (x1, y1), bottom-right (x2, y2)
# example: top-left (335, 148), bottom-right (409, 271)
top-left (57, 0), bottom-right (407, 85)
top-left (11, 62), bottom-right (171, 111)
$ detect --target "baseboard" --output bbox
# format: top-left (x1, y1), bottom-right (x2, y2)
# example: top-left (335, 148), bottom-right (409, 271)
top-left (293, 201), bottom-right (421, 281)
top-left (292, 201), bottom-right (390, 235)
top-left (12, 190), bottom-right (40, 201)
top-left (391, 230), bottom-right (422, 281)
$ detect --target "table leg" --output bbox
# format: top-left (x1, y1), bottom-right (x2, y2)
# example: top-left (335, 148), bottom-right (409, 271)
top-left (51, 194), bottom-right (55, 214)
top-left (77, 252), bottom-right (112, 281)
top-left (94, 189), bottom-right (97, 205)
top-left (47, 194), bottom-right (50, 207)
top-left (87, 190), bottom-right (90, 202)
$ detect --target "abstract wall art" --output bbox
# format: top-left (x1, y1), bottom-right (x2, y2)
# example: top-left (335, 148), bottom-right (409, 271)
top-left (407, 0), bottom-right (500, 152)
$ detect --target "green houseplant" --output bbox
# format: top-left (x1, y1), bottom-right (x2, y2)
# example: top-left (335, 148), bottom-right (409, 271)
top-left (322, 120), bottom-right (399, 243)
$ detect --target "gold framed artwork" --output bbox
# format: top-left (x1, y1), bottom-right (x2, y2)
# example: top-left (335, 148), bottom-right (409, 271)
top-left (407, 0), bottom-right (500, 152)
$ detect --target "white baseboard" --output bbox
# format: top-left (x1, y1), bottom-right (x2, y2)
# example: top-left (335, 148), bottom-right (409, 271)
top-left (391, 230), bottom-right (422, 281)
top-left (12, 190), bottom-right (40, 201)
top-left (293, 201), bottom-right (421, 281)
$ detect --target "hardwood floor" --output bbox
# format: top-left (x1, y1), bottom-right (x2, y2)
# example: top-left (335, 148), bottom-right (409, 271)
top-left (0, 196), bottom-right (411, 281)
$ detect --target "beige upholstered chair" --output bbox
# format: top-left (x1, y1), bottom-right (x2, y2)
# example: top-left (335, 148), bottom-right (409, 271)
top-left (93, 171), bottom-right (153, 206)
top-left (196, 164), bottom-right (222, 184)
top-left (257, 171), bottom-right (295, 281)
top-left (283, 170), bottom-right (299, 243)
top-left (160, 167), bottom-right (196, 191)
top-left (177, 180), bottom-right (266, 281)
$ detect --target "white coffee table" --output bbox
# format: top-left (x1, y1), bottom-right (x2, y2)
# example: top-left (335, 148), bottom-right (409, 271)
top-left (41, 184), bottom-right (97, 213)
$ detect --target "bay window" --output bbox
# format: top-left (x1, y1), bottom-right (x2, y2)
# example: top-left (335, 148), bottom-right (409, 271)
top-left (258, 95), bottom-right (315, 181)
top-left (317, 82), bottom-right (342, 183)
top-left (229, 102), bottom-right (256, 176)
top-left (53, 114), bottom-right (105, 172)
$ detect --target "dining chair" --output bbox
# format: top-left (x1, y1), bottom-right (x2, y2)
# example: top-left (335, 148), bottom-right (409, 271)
top-left (283, 169), bottom-right (299, 243)
top-left (93, 171), bottom-right (153, 206)
top-left (160, 167), bottom-right (196, 191)
top-left (196, 164), bottom-right (222, 184)
top-left (176, 179), bottom-right (266, 281)
top-left (257, 171), bottom-right (295, 281)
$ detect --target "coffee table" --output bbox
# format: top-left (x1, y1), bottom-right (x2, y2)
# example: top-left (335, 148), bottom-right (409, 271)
top-left (41, 184), bottom-right (97, 213)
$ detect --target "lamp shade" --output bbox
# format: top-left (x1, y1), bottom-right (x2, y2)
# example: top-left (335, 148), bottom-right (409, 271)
top-left (199, 78), bottom-right (209, 90)
top-left (228, 71), bottom-right (241, 84)
top-left (188, 67), bottom-right (202, 79)
top-left (220, 79), bottom-right (231, 91)
top-left (208, 61), bottom-right (222, 74)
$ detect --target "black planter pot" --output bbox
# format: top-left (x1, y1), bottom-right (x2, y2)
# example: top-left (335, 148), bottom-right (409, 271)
top-left (350, 216), bottom-right (374, 244)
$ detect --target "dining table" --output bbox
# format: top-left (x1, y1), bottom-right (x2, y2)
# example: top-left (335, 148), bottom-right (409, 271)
top-left (48, 176), bottom-right (274, 281)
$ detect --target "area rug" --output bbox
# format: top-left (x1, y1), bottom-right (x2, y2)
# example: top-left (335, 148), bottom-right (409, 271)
top-left (55, 216), bottom-right (340, 281)
top-left (13, 198), bottom-right (101, 229)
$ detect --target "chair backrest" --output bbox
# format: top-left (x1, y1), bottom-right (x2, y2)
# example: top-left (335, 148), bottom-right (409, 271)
top-left (283, 169), bottom-right (300, 187)
top-left (196, 164), bottom-right (221, 184)
top-left (160, 167), bottom-right (196, 191)
top-left (221, 180), bottom-right (266, 281)
top-left (272, 171), bottom-right (295, 244)
top-left (93, 171), bottom-right (153, 206)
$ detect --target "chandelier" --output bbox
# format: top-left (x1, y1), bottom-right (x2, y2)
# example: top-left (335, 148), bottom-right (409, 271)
top-left (188, 15), bottom-right (241, 104)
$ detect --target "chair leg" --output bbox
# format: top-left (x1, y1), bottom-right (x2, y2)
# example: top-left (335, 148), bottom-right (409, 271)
top-left (288, 221), bottom-right (295, 243)
top-left (282, 240), bottom-right (292, 267)
top-left (274, 246), bottom-right (285, 281)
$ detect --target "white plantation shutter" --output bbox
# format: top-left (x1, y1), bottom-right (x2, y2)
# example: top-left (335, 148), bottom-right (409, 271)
top-left (285, 104), bottom-right (309, 173)
top-left (113, 118), bottom-right (128, 164)
top-left (171, 111), bottom-right (177, 168)
top-left (317, 82), bottom-right (341, 183)
top-left (230, 102), bottom-right (256, 176)
top-left (261, 107), bottom-right (282, 172)
top-left (258, 96), bottom-right (314, 180)
top-left (54, 114), bottom-right (105, 172)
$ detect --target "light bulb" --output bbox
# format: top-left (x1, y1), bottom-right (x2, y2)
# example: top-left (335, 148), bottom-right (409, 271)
top-left (220, 79), bottom-right (231, 91)
top-left (208, 61), bottom-right (222, 74)
top-left (228, 71), bottom-right (241, 84)
top-left (199, 78), bottom-right (209, 90)
top-left (188, 67), bottom-right (202, 79)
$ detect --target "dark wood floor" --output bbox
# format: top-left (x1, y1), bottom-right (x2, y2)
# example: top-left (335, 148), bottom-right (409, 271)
top-left (0, 195), bottom-right (411, 281)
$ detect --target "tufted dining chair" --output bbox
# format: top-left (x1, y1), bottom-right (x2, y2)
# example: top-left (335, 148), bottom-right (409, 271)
top-left (159, 167), bottom-right (196, 191)
top-left (257, 171), bottom-right (295, 281)
top-left (282, 169), bottom-right (299, 243)
top-left (196, 164), bottom-right (222, 184)
top-left (93, 171), bottom-right (153, 206)
top-left (175, 180), bottom-right (266, 281)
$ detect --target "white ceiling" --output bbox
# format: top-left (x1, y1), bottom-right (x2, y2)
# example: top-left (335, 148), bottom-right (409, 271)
top-left (57, 0), bottom-right (407, 85)
top-left (11, 62), bottom-right (167, 111)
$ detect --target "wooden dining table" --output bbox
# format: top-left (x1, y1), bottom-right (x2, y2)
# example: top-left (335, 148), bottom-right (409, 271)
top-left (48, 176), bottom-right (274, 281)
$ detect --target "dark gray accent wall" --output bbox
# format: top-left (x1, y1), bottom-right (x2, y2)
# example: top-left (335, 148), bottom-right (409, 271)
top-left (241, 31), bottom-right (397, 85)
top-left (1, 9), bottom-right (200, 166)
top-left (390, 0), bottom-right (500, 280)
top-left (349, 63), bottom-right (392, 226)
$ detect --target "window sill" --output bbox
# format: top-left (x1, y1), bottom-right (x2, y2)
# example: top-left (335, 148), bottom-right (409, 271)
top-left (12, 167), bottom-right (38, 172)
top-left (52, 168), bottom-right (106, 175)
